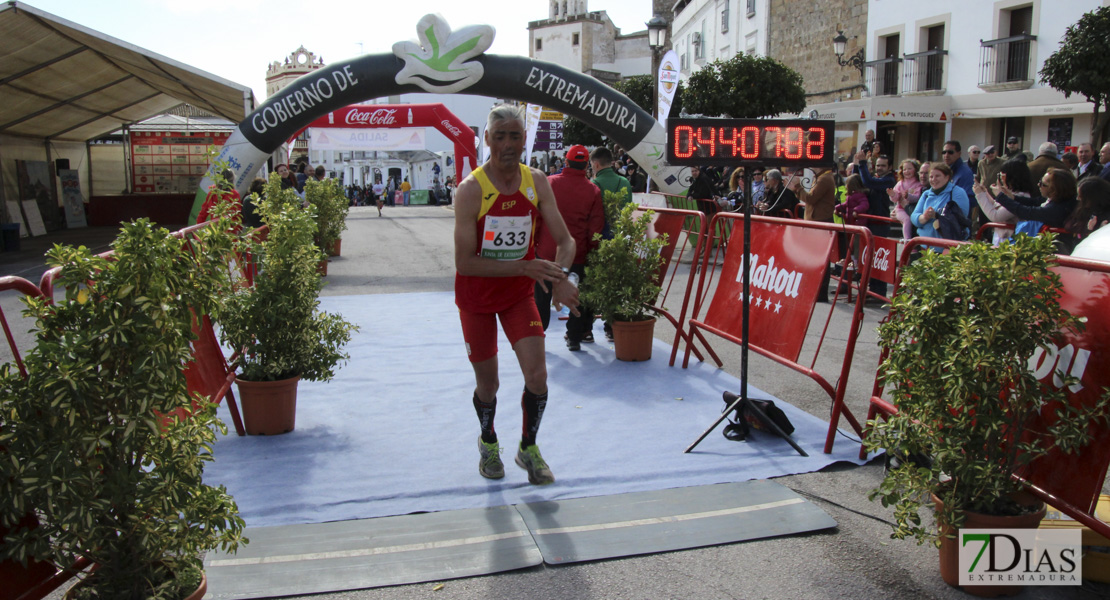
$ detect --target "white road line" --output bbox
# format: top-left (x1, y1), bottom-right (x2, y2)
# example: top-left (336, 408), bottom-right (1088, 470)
top-left (531, 498), bottom-right (806, 536)
top-left (207, 530), bottom-right (530, 567)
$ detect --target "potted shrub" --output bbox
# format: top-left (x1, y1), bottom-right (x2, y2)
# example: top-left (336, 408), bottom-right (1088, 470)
top-left (0, 218), bottom-right (247, 599)
top-left (864, 234), bottom-right (1110, 594)
top-left (305, 178), bottom-right (349, 258)
top-left (581, 205), bottom-right (667, 361)
top-left (218, 175), bottom-right (357, 435)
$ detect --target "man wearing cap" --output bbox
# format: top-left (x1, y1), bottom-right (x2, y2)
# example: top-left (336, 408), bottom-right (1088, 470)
top-left (1029, 142), bottom-right (1066, 185)
top-left (976, 145), bottom-right (1004, 196)
top-left (535, 144), bottom-right (605, 351)
top-left (1003, 136), bottom-right (1034, 162)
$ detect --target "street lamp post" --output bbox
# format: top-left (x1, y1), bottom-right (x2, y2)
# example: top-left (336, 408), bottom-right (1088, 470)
top-left (832, 30), bottom-right (866, 77)
top-left (646, 15), bottom-right (668, 119)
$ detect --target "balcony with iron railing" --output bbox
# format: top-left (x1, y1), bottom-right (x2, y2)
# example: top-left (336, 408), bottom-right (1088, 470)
top-left (865, 57), bottom-right (902, 97)
top-left (978, 34), bottom-right (1037, 92)
top-left (903, 49), bottom-right (947, 95)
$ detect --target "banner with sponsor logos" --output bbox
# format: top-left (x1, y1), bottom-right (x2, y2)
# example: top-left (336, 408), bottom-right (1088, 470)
top-left (58, 169), bottom-right (87, 228)
top-left (132, 130), bottom-right (230, 194)
top-left (702, 220), bottom-right (835, 361)
top-left (864, 236), bottom-right (898, 285)
top-left (657, 49), bottom-right (679, 123)
top-left (308, 127), bottom-right (426, 151)
top-left (1017, 260), bottom-right (1110, 514)
top-left (524, 103), bottom-right (543, 158)
top-left (293, 103), bottom-right (476, 187)
top-left (192, 14), bottom-right (686, 222)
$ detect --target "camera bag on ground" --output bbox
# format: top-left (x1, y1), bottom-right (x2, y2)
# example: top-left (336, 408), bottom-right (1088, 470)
top-left (721, 394), bottom-right (795, 441)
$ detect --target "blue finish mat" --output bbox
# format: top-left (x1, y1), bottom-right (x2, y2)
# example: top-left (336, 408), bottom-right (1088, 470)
top-left (204, 292), bottom-right (867, 527)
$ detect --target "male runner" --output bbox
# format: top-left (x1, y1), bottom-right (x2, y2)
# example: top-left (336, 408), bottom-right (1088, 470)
top-left (454, 104), bottom-right (580, 485)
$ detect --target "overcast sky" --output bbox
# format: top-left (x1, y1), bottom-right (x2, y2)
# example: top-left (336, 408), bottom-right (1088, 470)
top-left (24, 0), bottom-right (655, 101)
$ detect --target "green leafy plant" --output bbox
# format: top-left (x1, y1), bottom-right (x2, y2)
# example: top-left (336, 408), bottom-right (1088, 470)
top-left (581, 205), bottom-right (667, 322)
top-left (0, 218), bottom-right (247, 599)
top-left (683, 53), bottom-right (806, 118)
top-left (218, 175), bottom-right (357, 382)
top-left (865, 235), bottom-right (1110, 545)
top-left (1040, 6), bottom-right (1110, 146)
top-left (304, 178), bottom-right (349, 254)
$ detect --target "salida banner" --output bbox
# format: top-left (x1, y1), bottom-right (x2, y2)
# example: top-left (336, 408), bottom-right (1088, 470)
top-left (308, 128), bottom-right (426, 152)
top-left (702, 221), bottom-right (835, 362)
top-left (190, 13), bottom-right (685, 223)
top-left (299, 104), bottom-right (474, 167)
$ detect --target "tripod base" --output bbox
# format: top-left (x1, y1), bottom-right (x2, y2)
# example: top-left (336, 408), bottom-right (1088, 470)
top-left (686, 391), bottom-right (808, 457)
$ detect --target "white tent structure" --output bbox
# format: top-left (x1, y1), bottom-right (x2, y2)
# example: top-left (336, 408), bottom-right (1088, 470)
top-left (0, 1), bottom-right (254, 230)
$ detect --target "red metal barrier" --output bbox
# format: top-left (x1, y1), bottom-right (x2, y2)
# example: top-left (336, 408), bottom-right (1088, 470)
top-left (862, 236), bottom-right (1110, 540)
top-left (0, 276), bottom-right (45, 378)
top-left (976, 221), bottom-right (1014, 242)
top-left (681, 213), bottom-right (874, 453)
top-left (631, 205), bottom-right (707, 366)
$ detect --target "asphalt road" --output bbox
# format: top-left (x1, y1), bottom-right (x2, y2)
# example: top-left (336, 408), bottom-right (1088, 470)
top-left (279, 205), bottom-right (1110, 600)
top-left (5, 205), bottom-right (1108, 600)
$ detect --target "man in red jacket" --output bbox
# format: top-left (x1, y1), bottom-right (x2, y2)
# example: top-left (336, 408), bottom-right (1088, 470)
top-left (534, 144), bottom-right (605, 351)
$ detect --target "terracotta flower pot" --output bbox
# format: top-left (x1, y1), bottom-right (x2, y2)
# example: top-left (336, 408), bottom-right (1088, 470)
top-left (236, 375), bottom-right (301, 435)
top-left (327, 238), bottom-right (341, 257)
top-left (933, 492), bottom-right (1047, 597)
top-left (316, 259), bottom-right (328, 276)
top-left (0, 514), bottom-right (57, 594)
top-left (66, 571), bottom-right (207, 600)
top-left (612, 317), bottom-right (656, 362)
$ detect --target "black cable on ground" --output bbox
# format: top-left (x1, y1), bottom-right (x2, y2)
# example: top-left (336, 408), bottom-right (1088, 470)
top-left (787, 487), bottom-right (897, 528)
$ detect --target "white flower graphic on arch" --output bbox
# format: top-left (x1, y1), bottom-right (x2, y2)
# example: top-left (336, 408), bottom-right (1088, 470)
top-left (393, 14), bottom-right (494, 94)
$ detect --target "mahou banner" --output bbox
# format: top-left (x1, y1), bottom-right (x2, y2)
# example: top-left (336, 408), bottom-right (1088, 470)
top-left (703, 220), bottom-right (835, 361)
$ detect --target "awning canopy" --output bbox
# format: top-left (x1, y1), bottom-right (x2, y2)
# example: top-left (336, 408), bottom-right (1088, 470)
top-left (0, 1), bottom-right (254, 142)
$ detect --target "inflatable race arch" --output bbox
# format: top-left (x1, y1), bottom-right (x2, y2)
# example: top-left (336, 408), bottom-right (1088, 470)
top-left (190, 13), bottom-right (685, 222)
top-left (286, 103), bottom-right (478, 188)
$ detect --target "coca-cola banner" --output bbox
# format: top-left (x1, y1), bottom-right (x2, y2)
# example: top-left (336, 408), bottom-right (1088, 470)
top-left (191, 13), bottom-right (686, 222)
top-left (702, 220), bottom-right (836, 362)
top-left (308, 127), bottom-right (426, 152)
top-left (865, 236), bottom-right (898, 285)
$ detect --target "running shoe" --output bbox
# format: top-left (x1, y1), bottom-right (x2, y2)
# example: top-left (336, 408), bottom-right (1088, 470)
top-left (515, 443), bottom-right (555, 485)
top-left (478, 437), bottom-right (504, 479)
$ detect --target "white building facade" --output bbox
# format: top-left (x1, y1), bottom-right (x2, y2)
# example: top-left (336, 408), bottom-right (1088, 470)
top-left (670, 0), bottom-right (770, 76)
top-left (803, 0), bottom-right (1102, 164)
top-left (528, 0), bottom-right (653, 83)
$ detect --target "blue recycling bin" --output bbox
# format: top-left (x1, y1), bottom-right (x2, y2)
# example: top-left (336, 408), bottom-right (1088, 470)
top-left (1, 223), bottom-right (19, 252)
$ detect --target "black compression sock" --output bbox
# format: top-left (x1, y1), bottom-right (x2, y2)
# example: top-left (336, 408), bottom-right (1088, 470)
top-left (520, 387), bottom-right (548, 448)
top-left (473, 392), bottom-right (497, 444)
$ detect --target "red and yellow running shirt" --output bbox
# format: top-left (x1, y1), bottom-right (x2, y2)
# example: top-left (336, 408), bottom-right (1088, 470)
top-left (455, 164), bottom-right (541, 313)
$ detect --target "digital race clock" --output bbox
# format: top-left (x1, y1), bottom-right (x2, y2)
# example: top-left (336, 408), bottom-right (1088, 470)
top-left (665, 118), bottom-right (836, 167)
